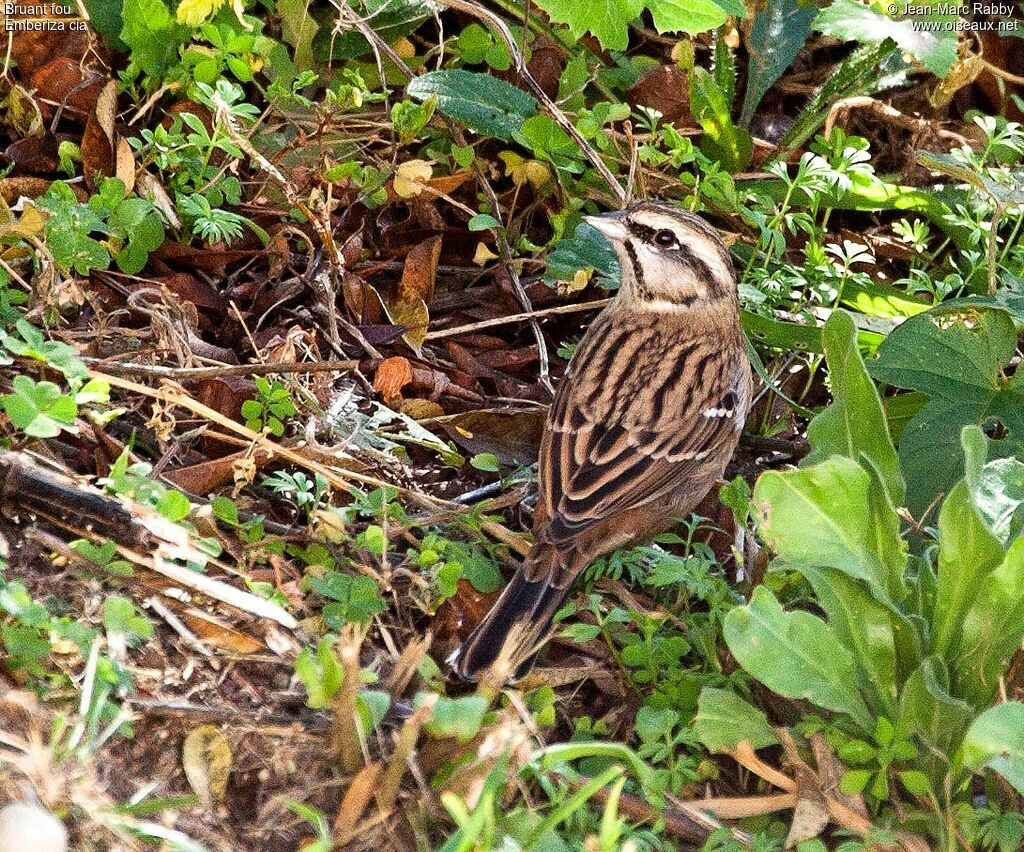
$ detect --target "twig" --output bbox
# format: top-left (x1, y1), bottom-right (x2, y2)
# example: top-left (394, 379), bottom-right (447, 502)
top-left (424, 298), bottom-right (613, 340)
top-left (341, 1), bottom-right (559, 393)
top-left (81, 358), bottom-right (360, 379)
top-left (146, 596), bottom-right (214, 659)
top-left (89, 369), bottom-right (533, 557)
top-left (209, 93), bottom-right (385, 362)
top-left (434, 0), bottom-right (627, 206)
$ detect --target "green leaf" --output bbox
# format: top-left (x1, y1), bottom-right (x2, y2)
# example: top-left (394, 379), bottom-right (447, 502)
top-left (962, 702), bottom-right (1024, 795)
top-left (531, 0), bottom-right (645, 51)
top-left (806, 308), bottom-right (904, 506)
top-left (814, 0), bottom-right (957, 77)
top-left (468, 213), bottom-right (501, 232)
top-left (407, 70), bottom-right (538, 141)
top-left (899, 770), bottom-right (931, 796)
top-left (932, 479), bottom-right (1004, 661)
top-left (84, 0), bottom-right (124, 42)
top-left (1, 376), bottom-right (78, 438)
top-left (544, 222), bottom-right (620, 289)
top-left (794, 565), bottom-right (904, 718)
top-left (869, 305), bottom-right (1024, 517)
top-left (963, 426), bottom-right (1024, 546)
top-left (723, 586), bottom-right (873, 731)
top-left (103, 595), bottom-right (154, 645)
top-left (739, 0), bottom-right (815, 126)
top-left (753, 456), bottom-right (904, 604)
top-left (898, 657), bottom-right (974, 766)
top-left (295, 637), bottom-right (342, 709)
top-left (839, 768), bottom-right (872, 794)
top-left (645, 0), bottom-right (728, 37)
top-left (120, 0), bottom-right (189, 75)
top-left (419, 694), bottom-right (489, 741)
top-left (309, 572), bottom-right (386, 627)
top-left (693, 687), bottom-right (779, 752)
top-left (469, 452), bottom-right (500, 472)
top-left (956, 538), bottom-right (1024, 708)
top-left (689, 67), bottom-right (752, 172)
top-left (513, 115), bottom-right (582, 176)
top-left (312, 0), bottom-right (431, 61)
top-left (277, 0), bottom-right (318, 68)
top-left (156, 489), bottom-right (191, 522)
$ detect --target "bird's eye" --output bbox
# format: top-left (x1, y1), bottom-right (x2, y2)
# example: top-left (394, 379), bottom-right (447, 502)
top-left (653, 229), bottom-right (677, 248)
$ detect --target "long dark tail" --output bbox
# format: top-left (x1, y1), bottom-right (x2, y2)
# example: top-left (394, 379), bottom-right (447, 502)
top-left (449, 568), bottom-right (569, 683)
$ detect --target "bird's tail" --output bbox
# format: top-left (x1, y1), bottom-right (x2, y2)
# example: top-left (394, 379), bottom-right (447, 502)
top-left (449, 551), bottom-right (570, 683)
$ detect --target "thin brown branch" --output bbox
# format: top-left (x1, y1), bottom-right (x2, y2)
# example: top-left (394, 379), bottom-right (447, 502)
top-left (81, 358), bottom-right (360, 380)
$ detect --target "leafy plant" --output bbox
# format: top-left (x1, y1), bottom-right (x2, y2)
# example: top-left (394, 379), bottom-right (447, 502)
top-left (242, 377), bottom-right (296, 437)
top-left (712, 311), bottom-right (1024, 843)
top-left (35, 179), bottom-right (165, 276)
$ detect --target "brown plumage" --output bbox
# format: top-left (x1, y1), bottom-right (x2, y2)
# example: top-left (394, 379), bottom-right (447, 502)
top-left (450, 201), bottom-right (751, 683)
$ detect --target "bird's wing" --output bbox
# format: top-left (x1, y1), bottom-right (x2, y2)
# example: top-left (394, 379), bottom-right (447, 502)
top-left (539, 330), bottom-right (747, 551)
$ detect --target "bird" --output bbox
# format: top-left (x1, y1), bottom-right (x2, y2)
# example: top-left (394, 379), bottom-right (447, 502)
top-left (449, 201), bottom-right (751, 684)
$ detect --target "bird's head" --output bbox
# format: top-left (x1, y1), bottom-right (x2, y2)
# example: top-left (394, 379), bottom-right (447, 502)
top-left (584, 201), bottom-right (737, 310)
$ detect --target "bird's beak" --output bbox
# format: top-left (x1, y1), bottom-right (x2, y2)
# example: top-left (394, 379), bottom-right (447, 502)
top-left (583, 210), bottom-right (629, 242)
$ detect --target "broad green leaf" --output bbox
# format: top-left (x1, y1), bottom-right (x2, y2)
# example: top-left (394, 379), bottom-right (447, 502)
top-left (753, 456), bottom-right (904, 604)
top-left (689, 67), bottom-right (752, 173)
top-left (84, 0), bottom-right (124, 42)
top-left (278, 0), bottom-right (318, 69)
top-left (841, 280), bottom-right (930, 321)
top-left (694, 687), bottom-right (779, 752)
top-left (723, 586), bottom-right (873, 731)
top-left (814, 0), bottom-right (957, 77)
top-left (962, 702), bottom-right (1024, 795)
top-left (932, 480), bottom-right (1003, 661)
top-left (743, 310), bottom-right (824, 352)
top-left (120, 0), bottom-right (189, 75)
top-left (407, 70), bottom-right (538, 141)
top-left (419, 694), bottom-right (489, 741)
top-left (898, 657), bottom-right (974, 781)
top-left (646, 0), bottom-right (728, 37)
top-left (794, 564), bottom-right (904, 718)
top-left (956, 538), bottom-right (1024, 708)
top-left (544, 222), bottom-right (620, 289)
top-left (963, 426), bottom-right (1024, 546)
top-left (531, 0), bottom-right (645, 51)
top-left (739, 0), bottom-right (815, 126)
top-left (313, 0), bottom-right (431, 61)
top-left (805, 310), bottom-right (904, 505)
top-left (869, 305), bottom-right (1024, 517)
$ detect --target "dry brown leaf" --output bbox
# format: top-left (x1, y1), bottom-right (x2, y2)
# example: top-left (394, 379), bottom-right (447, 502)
top-left (0, 177), bottom-right (60, 204)
top-left (180, 609), bottom-right (266, 654)
top-left (383, 236), bottom-right (442, 356)
top-left (182, 724), bottom-right (233, 806)
top-left (628, 65), bottom-right (693, 126)
top-left (393, 159), bottom-right (433, 198)
top-left (442, 409), bottom-right (544, 466)
top-left (136, 170), bottom-right (180, 228)
top-left (398, 235), bottom-right (442, 304)
top-left (81, 80), bottom-right (118, 190)
top-left (424, 169), bottom-right (473, 195)
top-left (399, 398), bottom-right (445, 419)
top-left (4, 134), bottom-right (58, 173)
top-left (115, 138), bottom-right (136, 192)
top-left (785, 792), bottom-right (829, 848)
top-left (334, 761), bottom-right (382, 840)
top-left (373, 356), bottom-right (413, 401)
